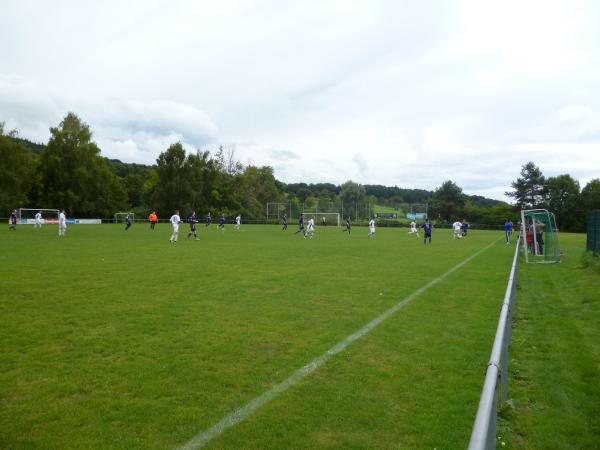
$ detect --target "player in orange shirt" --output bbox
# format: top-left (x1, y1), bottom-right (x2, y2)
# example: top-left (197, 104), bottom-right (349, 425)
top-left (149, 211), bottom-right (158, 230)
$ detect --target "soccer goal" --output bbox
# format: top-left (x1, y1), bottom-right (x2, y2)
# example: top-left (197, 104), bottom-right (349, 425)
top-left (521, 209), bottom-right (561, 264)
top-left (18, 208), bottom-right (60, 225)
top-left (114, 212), bottom-right (134, 224)
top-left (302, 212), bottom-right (340, 226)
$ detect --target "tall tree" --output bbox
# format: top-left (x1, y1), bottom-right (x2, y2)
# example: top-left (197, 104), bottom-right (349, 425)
top-left (430, 180), bottom-right (466, 221)
top-left (152, 143), bottom-right (192, 215)
top-left (506, 162), bottom-right (546, 209)
top-left (581, 178), bottom-right (600, 212)
top-left (39, 113), bottom-right (127, 217)
top-left (340, 181), bottom-right (366, 220)
top-left (0, 123), bottom-right (36, 213)
top-left (544, 174), bottom-right (582, 231)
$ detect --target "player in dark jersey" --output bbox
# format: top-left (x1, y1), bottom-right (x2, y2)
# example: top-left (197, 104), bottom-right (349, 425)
top-left (294, 213), bottom-right (305, 235)
top-left (218, 213), bottom-right (225, 230)
top-left (422, 219), bottom-right (433, 244)
top-left (187, 211), bottom-right (199, 239)
top-left (205, 212), bottom-right (212, 227)
top-left (282, 214), bottom-right (288, 231)
top-left (9, 209), bottom-right (17, 230)
top-left (125, 212), bottom-right (133, 231)
top-left (343, 216), bottom-right (352, 234)
top-left (461, 220), bottom-right (469, 237)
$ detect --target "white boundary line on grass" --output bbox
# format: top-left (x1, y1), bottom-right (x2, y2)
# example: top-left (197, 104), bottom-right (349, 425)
top-left (178, 238), bottom-right (501, 450)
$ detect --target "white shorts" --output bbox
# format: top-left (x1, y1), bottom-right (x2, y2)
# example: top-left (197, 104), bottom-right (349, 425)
top-left (172, 225), bottom-right (179, 233)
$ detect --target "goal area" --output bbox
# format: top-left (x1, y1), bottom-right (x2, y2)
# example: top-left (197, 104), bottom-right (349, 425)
top-left (521, 209), bottom-right (561, 264)
top-left (302, 212), bottom-right (340, 226)
top-left (114, 212), bottom-right (134, 224)
top-left (18, 208), bottom-right (60, 224)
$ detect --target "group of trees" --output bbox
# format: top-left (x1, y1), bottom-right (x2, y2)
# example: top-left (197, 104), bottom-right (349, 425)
top-left (506, 162), bottom-right (600, 231)
top-left (2, 113), bottom-right (599, 229)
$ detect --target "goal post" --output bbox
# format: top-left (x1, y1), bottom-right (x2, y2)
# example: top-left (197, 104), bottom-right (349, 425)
top-left (18, 208), bottom-right (60, 224)
top-left (302, 212), bottom-right (340, 226)
top-left (114, 212), bottom-right (134, 224)
top-left (521, 209), bottom-right (561, 263)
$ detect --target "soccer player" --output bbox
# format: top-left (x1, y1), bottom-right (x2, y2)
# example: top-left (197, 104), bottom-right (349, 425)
top-left (125, 212), bottom-right (133, 231)
top-left (187, 211), bottom-right (199, 240)
top-left (452, 220), bottom-right (463, 239)
top-left (234, 214), bottom-right (241, 230)
top-left (294, 213), bottom-right (305, 235)
top-left (169, 210), bottom-right (181, 243)
top-left (305, 216), bottom-right (315, 239)
top-left (408, 220), bottom-right (419, 237)
top-left (58, 210), bottom-right (67, 236)
top-left (461, 220), bottom-right (469, 237)
top-left (218, 213), bottom-right (226, 230)
top-left (34, 211), bottom-right (43, 228)
top-left (9, 209), bottom-right (17, 230)
top-left (422, 219), bottom-right (433, 244)
top-left (282, 214), bottom-right (288, 231)
top-left (504, 219), bottom-right (513, 244)
top-left (343, 216), bottom-right (352, 234)
top-left (205, 212), bottom-right (212, 227)
top-left (149, 211), bottom-right (158, 230)
top-left (368, 218), bottom-right (375, 239)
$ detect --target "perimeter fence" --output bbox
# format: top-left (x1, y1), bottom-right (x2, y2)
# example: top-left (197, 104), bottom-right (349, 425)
top-left (587, 210), bottom-right (600, 256)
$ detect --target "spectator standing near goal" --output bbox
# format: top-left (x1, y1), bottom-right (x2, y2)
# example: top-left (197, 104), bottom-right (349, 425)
top-left (234, 214), bottom-right (241, 230)
top-left (58, 210), bottom-right (67, 236)
top-left (282, 214), bottom-right (288, 231)
top-left (169, 210), bottom-right (181, 243)
top-left (294, 213), bottom-right (305, 235)
top-left (452, 220), bottom-right (463, 239)
top-left (368, 218), bottom-right (375, 239)
top-left (125, 213), bottom-right (133, 231)
top-left (34, 211), bottom-right (43, 228)
top-left (534, 220), bottom-right (545, 255)
top-left (422, 219), bottom-right (433, 244)
top-left (187, 211), bottom-right (199, 240)
top-left (149, 211), bottom-right (158, 230)
top-left (505, 219), bottom-right (513, 244)
top-left (408, 220), bottom-right (419, 237)
top-left (9, 209), bottom-right (17, 230)
top-left (343, 216), bottom-right (352, 234)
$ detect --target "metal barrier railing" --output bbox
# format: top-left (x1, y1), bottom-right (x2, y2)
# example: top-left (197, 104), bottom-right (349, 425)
top-left (468, 236), bottom-right (520, 449)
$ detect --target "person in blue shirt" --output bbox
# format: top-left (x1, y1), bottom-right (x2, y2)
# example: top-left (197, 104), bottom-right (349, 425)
top-left (9, 210), bottom-right (17, 230)
top-left (343, 216), bottom-right (352, 234)
top-left (125, 213), bottom-right (133, 231)
top-left (187, 211), bottom-right (199, 240)
top-left (505, 220), bottom-right (513, 244)
top-left (205, 212), bottom-right (212, 227)
top-left (294, 213), bottom-right (305, 235)
top-left (421, 219), bottom-right (433, 244)
top-left (218, 213), bottom-right (226, 230)
top-left (461, 220), bottom-right (469, 237)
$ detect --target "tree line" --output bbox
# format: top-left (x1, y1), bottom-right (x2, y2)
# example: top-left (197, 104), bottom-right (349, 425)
top-left (2, 113), bottom-right (598, 229)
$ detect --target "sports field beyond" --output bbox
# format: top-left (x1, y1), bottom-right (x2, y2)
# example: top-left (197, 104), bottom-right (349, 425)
top-left (1, 223), bottom-right (515, 449)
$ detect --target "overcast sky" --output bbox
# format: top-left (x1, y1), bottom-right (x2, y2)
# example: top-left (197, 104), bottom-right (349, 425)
top-left (2, 0), bottom-right (600, 200)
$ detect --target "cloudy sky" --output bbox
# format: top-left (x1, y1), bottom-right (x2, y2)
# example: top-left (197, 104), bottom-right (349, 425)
top-left (2, 0), bottom-right (600, 200)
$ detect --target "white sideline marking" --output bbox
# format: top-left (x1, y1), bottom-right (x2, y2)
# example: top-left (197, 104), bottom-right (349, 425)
top-left (178, 239), bottom-right (501, 450)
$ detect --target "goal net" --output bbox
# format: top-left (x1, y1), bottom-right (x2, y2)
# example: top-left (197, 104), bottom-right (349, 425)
top-left (521, 209), bottom-right (561, 263)
top-left (114, 212), bottom-right (134, 224)
top-left (302, 212), bottom-right (340, 226)
top-left (18, 208), bottom-right (60, 225)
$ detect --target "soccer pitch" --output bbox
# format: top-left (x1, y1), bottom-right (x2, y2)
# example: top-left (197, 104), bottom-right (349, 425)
top-left (1, 223), bottom-right (515, 449)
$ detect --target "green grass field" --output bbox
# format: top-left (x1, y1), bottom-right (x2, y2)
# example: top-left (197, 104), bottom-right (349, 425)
top-left (0, 223), bottom-right (524, 449)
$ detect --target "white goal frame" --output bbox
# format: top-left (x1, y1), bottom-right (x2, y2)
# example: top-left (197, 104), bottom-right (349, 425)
top-left (520, 209), bottom-right (561, 264)
top-left (18, 208), bottom-right (60, 224)
top-left (114, 212), bottom-right (134, 224)
top-left (301, 212), bottom-right (340, 226)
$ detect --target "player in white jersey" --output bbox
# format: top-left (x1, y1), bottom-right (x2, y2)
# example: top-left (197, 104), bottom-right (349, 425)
top-left (34, 211), bottom-right (43, 228)
top-left (234, 214), bottom-right (241, 230)
top-left (452, 221), bottom-right (463, 239)
top-left (304, 217), bottom-right (315, 239)
top-left (368, 218), bottom-right (375, 238)
top-left (58, 210), bottom-right (67, 236)
top-left (169, 210), bottom-right (181, 243)
top-left (408, 220), bottom-right (419, 237)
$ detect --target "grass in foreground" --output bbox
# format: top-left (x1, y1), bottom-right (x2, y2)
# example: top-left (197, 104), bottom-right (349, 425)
top-left (1, 223), bottom-right (515, 449)
top-left (500, 233), bottom-right (600, 449)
